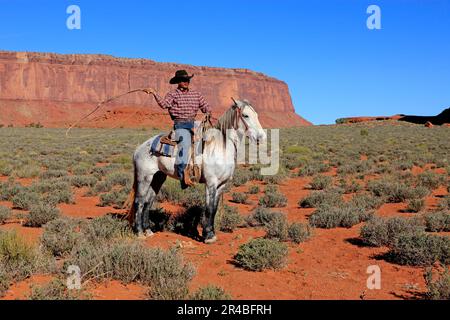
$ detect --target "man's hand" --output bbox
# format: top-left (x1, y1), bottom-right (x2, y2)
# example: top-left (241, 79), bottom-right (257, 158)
top-left (143, 88), bottom-right (156, 95)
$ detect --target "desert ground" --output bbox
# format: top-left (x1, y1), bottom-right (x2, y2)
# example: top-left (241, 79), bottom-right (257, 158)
top-left (0, 121), bottom-right (449, 300)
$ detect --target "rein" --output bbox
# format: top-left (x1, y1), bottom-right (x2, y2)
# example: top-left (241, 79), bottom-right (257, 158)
top-left (234, 107), bottom-right (249, 131)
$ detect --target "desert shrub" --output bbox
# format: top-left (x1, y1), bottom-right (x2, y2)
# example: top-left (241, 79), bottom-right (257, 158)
top-left (264, 185), bottom-right (278, 193)
top-left (298, 190), bottom-right (343, 208)
top-left (337, 161), bottom-right (371, 176)
top-left (284, 154), bottom-right (309, 170)
top-left (67, 241), bottom-right (195, 300)
top-left (234, 238), bottom-right (288, 271)
top-left (425, 211), bottom-right (450, 232)
top-left (405, 198), bottom-right (425, 213)
top-left (105, 172), bottom-right (132, 187)
top-left (339, 179), bottom-right (362, 194)
top-left (82, 215), bottom-right (131, 241)
top-left (90, 180), bottom-right (113, 195)
top-left (262, 174), bottom-right (286, 185)
top-left (40, 169), bottom-right (68, 179)
top-left (41, 218), bottom-right (82, 257)
top-left (245, 207), bottom-right (275, 227)
top-left (158, 178), bottom-right (183, 203)
top-left (388, 233), bottom-right (450, 266)
top-left (395, 160), bottom-right (414, 171)
top-left (285, 145), bottom-right (311, 154)
top-left (232, 169), bottom-right (253, 187)
top-left (417, 171), bottom-right (445, 190)
top-left (25, 122), bottom-right (44, 128)
top-left (264, 212), bottom-right (289, 240)
top-left (70, 175), bottom-right (98, 188)
top-left (91, 166), bottom-right (109, 179)
top-left (0, 161), bottom-right (13, 176)
top-left (258, 188), bottom-right (287, 208)
top-left (393, 170), bottom-right (415, 183)
top-left (247, 185), bottom-right (260, 194)
top-left (44, 188), bottom-right (74, 205)
top-left (298, 164), bottom-right (320, 177)
top-left (179, 185), bottom-right (205, 208)
top-left (360, 216), bottom-right (425, 247)
top-left (410, 186), bottom-right (432, 199)
top-left (216, 205), bottom-right (243, 233)
top-left (368, 180), bottom-right (426, 203)
top-left (0, 206), bottom-right (11, 224)
top-left (71, 163), bottom-right (91, 175)
top-left (0, 181), bottom-right (23, 201)
top-left (29, 278), bottom-right (90, 300)
top-left (99, 189), bottom-right (128, 208)
top-left (16, 165), bottom-right (41, 178)
top-left (310, 175), bottom-right (332, 190)
top-left (190, 285), bottom-right (232, 300)
top-left (112, 154), bottom-right (132, 166)
top-left (45, 161), bottom-right (67, 171)
top-left (437, 195), bottom-right (450, 210)
top-left (231, 192), bottom-right (249, 204)
top-left (425, 266), bottom-right (450, 300)
top-left (288, 222), bottom-right (312, 244)
top-left (0, 230), bottom-right (51, 281)
top-left (25, 203), bottom-right (61, 227)
top-left (12, 189), bottom-right (40, 210)
top-left (350, 193), bottom-right (384, 210)
top-left (30, 179), bottom-right (71, 195)
top-left (309, 204), bottom-right (372, 229)
top-left (0, 265), bottom-right (10, 297)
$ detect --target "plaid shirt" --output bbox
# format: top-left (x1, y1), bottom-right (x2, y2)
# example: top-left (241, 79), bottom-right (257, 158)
top-left (154, 88), bottom-right (211, 122)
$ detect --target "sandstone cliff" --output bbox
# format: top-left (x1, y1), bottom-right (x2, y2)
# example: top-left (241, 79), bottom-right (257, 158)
top-left (0, 51), bottom-right (311, 128)
top-left (336, 108), bottom-right (450, 126)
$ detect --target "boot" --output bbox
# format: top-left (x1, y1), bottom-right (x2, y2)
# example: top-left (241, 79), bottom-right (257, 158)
top-left (183, 170), bottom-right (195, 188)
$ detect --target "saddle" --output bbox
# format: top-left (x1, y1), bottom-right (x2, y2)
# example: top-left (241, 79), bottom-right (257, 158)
top-left (152, 117), bottom-right (212, 185)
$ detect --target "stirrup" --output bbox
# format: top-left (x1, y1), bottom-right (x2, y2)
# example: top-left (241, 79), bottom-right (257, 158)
top-left (183, 173), bottom-right (195, 187)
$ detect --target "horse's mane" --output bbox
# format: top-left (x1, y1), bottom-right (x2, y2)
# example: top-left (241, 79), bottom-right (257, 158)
top-left (214, 105), bottom-right (238, 137)
top-left (212, 100), bottom-right (256, 145)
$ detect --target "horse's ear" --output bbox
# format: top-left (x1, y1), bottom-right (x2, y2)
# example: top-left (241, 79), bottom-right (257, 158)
top-left (231, 97), bottom-right (241, 109)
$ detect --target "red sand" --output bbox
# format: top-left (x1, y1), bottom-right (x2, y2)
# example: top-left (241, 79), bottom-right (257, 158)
top-left (1, 164), bottom-right (448, 300)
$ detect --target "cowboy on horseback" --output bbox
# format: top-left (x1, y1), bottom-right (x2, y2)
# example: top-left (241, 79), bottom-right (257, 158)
top-left (143, 70), bottom-right (211, 189)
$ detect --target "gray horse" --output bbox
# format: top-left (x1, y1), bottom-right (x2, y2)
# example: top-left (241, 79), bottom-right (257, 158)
top-left (126, 99), bottom-right (266, 243)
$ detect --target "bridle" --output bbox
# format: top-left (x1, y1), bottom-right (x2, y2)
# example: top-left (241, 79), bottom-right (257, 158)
top-left (233, 104), bottom-right (250, 131)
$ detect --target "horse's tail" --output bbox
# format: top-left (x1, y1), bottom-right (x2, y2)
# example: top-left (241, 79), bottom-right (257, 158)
top-left (123, 162), bottom-right (137, 227)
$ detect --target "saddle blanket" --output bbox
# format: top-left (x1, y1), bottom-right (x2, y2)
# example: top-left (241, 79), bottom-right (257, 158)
top-left (149, 121), bottom-right (203, 158)
top-left (150, 134), bottom-right (176, 157)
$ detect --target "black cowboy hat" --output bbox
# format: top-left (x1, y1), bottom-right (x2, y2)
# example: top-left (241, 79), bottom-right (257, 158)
top-left (169, 70), bottom-right (195, 84)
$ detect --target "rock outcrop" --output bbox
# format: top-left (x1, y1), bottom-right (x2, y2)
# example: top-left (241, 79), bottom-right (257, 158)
top-left (336, 108), bottom-right (450, 126)
top-left (0, 51), bottom-right (311, 128)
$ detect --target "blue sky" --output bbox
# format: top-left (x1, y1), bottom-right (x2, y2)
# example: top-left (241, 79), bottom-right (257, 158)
top-left (0, 0), bottom-right (449, 124)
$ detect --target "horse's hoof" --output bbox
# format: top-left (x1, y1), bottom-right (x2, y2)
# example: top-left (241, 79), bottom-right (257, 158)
top-left (144, 229), bottom-right (154, 238)
top-left (204, 235), bottom-right (217, 244)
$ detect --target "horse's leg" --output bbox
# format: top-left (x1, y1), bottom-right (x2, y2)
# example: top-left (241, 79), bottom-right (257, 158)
top-left (134, 177), bottom-right (152, 238)
top-left (203, 182), bottom-right (227, 244)
top-left (142, 171), bottom-right (167, 237)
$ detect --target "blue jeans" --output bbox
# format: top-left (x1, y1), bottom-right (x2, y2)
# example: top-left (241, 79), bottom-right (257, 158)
top-left (174, 121), bottom-right (194, 179)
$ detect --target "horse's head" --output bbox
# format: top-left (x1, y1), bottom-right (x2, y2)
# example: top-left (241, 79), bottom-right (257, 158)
top-left (231, 98), bottom-right (266, 144)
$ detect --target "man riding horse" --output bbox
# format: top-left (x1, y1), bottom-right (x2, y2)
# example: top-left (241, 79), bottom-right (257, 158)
top-left (143, 70), bottom-right (211, 189)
